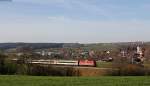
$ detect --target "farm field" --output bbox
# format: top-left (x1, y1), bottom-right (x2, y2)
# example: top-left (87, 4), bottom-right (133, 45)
top-left (0, 75), bottom-right (150, 86)
top-left (96, 61), bottom-right (113, 68)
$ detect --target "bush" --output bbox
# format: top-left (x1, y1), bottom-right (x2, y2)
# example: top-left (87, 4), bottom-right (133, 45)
top-left (119, 64), bottom-right (145, 76)
top-left (17, 64), bottom-right (29, 75)
top-left (3, 60), bottom-right (18, 75)
top-left (28, 65), bottom-right (75, 76)
top-left (0, 54), bottom-right (18, 75)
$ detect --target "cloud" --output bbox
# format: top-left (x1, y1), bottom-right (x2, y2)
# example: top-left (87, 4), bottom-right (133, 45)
top-left (10, 0), bottom-right (150, 21)
top-left (14, 0), bottom-right (64, 4)
top-left (62, 0), bottom-right (150, 20)
top-left (0, 0), bottom-right (150, 43)
top-left (48, 16), bottom-right (65, 21)
top-left (0, 0), bottom-right (12, 2)
top-left (62, 0), bottom-right (111, 18)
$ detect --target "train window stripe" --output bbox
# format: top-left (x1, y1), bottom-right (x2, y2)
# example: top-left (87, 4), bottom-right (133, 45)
top-left (58, 62), bottom-right (78, 63)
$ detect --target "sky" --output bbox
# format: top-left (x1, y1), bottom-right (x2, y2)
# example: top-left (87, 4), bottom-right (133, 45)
top-left (0, 0), bottom-right (150, 43)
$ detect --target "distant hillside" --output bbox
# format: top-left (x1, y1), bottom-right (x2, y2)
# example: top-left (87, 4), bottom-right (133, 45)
top-left (0, 43), bottom-right (83, 50)
top-left (83, 42), bottom-right (147, 51)
top-left (0, 42), bottom-right (149, 50)
top-left (0, 43), bottom-right (63, 50)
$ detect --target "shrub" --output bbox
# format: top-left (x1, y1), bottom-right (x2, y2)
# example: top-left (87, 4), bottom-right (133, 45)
top-left (17, 64), bottom-right (29, 75)
top-left (28, 65), bottom-right (74, 76)
top-left (119, 64), bottom-right (145, 76)
top-left (3, 60), bottom-right (18, 74)
top-left (0, 54), bottom-right (18, 75)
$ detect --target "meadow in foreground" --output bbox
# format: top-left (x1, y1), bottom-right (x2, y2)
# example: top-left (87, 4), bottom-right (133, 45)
top-left (0, 75), bottom-right (150, 86)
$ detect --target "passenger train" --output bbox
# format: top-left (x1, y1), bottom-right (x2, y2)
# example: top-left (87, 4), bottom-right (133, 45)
top-left (29, 59), bottom-right (96, 67)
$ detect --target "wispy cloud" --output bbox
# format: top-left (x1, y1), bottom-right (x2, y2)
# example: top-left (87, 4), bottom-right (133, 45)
top-left (0, 0), bottom-right (150, 42)
top-left (60, 0), bottom-right (112, 20)
top-left (48, 16), bottom-right (65, 21)
top-left (14, 0), bottom-right (64, 4)
top-left (62, 0), bottom-right (150, 21)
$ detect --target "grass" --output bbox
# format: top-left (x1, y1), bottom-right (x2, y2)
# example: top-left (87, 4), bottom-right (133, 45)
top-left (0, 75), bottom-right (150, 86)
top-left (96, 61), bottom-right (112, 68)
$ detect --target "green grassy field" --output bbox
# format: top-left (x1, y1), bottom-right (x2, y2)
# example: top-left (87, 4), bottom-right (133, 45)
top-left (0, 75), bottom-right (150, 86)
top-left (96, 61), bottom-right (112, 68)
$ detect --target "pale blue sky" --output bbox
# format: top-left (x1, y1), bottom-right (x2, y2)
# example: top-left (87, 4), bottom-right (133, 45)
top-left (0, 0), bottom-right (150, 43)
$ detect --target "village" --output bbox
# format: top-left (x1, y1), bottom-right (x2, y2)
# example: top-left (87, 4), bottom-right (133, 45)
top-left (0, 42), bottom-right (147, 67)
